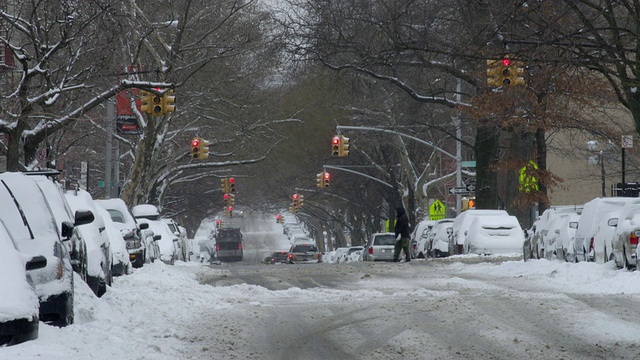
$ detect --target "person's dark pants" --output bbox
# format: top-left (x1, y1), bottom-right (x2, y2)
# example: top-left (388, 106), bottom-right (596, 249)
top-left (394, 237), bottom-right (411, 262)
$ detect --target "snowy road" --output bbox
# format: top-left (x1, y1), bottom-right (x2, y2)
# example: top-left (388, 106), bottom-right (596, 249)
top-left (5, 216), bottom-right (640, 359)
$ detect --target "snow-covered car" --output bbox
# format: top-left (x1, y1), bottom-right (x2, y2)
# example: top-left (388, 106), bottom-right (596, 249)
top-left (135, 219), bottom-right (161, 264)
top-left (96, 198), bottom-right (149, 268)
top-left (0, 172), bottom-right (93, 326)
top-left (94, 204), bottom-right (132, 276)
top-left (429, 219), bottom-right (454, 258)
top-left (133, 205), bottom-right (179, 265)
top-left (332, 247), bottom-right (351, 263)
top-left (611, 201), bottom-right (640, 269)
top-left (411, 219), bottom-right (436, 258)
top-left (552, 213), bottom-right (580, 262)
top-left (465, 215), bottom-right (525, 255)
top-left (64, 189), bottom-right (113, 297)
top-left (164, 218), bottom-right (189, 262)
top-left (346, 247), bottom-right (364, 262)
top-left (0, 219), bottom-right (47, 346)
top-left (451, 209), bottom-right (509, 255)
top-left (574, 197), bottom-right (640, 262)
top-left (527, 206), bottom-right (583, 260)
top-left (31, 175), bottom-right (90, 281)
top-left (362, 233), bottom-right (396, 262)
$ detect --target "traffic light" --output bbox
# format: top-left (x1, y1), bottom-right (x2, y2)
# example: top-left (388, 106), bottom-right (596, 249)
top-left (191, 138), bottom-right (200, 159)
top-left (461, 198), bottom-right (469, 211)
top-left (276, 214), bottom-right (281, 223)
top-left (228, 206), bottom-right (233, 217)
top-left (323, 172), bottom-right (330, 188)
top-left (229, 177), bottom-right (235, 193)
top-left (199, 139), bottom-right (209, 159)
top-left (297, 195), bottom-right (304, 208)
top-left (316, 173), bottom-right (323, 188)
top-left (228, 194), bottom-right (235, 206)
top-left (486, 59), bottom-right (504, 87)
top-left (216, 219), bottom-right (222, 229)
top-left (221, 178), bottom-right (229, 193)
top-left (223, 193), bottom-right (229, 205)
top-left (487, 56), bottom-right (525, 87)
top-left (162, 89), bottom-right (176, 114)
top-left (292, 193), bottom-right (299, 208)
top-left (331, 136), bottom-right (340, 157)
top-left (468, 198), bottom-right (476, 209)
top-left (140, 90), bottom-right (153, 114)
top-left (339, 136), bottom-right (350, 156)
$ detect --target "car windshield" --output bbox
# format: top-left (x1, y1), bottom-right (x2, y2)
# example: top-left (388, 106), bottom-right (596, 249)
top-left (373, 235), bottom-right (396, 245)
top-left (292, 245), bottom-right (317, 253)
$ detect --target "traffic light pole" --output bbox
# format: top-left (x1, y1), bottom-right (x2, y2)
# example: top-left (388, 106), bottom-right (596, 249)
top-left (322, 165), bottom-right (393, 188)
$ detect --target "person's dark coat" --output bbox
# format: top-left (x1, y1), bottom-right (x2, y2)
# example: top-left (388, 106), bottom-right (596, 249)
top-left (394, 207), bottom-right (410, 239)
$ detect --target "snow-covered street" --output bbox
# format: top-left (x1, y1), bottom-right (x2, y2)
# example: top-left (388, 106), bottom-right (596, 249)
top-left (4, 218), bottom-right (640, 360)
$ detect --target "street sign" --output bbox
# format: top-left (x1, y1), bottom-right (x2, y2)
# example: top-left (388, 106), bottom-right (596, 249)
top-left (449, 187), bottom-right (471, 195)
top-left (461, 161), bottom-right (476, 168)
top-left (466, 182), bottom-right (476, 192)
top-left (429, 199), bottom-right (446, 220)
top-left (622, 135), bottom-right (633, 149)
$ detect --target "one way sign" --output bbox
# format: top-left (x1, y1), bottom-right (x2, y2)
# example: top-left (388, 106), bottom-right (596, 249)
top-left (449, 187), bottom-right (470, 195)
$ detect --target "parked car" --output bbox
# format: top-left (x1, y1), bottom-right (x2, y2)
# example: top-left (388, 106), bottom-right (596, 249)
top-left (465, 215), bottom-right (525, 255)
top-left (64, 189), bottom-right (113, 297)
top-left (31, 175), bottom-right (89, 281)
top-left (527, 206), bottom-right (582, 260)
top-left (164, 218), bottom-right (189, 262)
top-left (0, 220), bottom-right (47, 346)
top-left (411, 220), bottom-right (436, 258)
top-left (588, 209), bottom-right (622, 264)
top-left (451, 209), bottom-right (509, 255)
top-left (287, 242), bottom-right (322, 264)
top-left (552, 213), bottom-right (580, 262)
top-left (332, 247), bottom-right (351, 263)
top-left (96, 198), bottom-right (150, 268)
top-left (428, 219), bottom-right (454, 258)
top-left (0, 172), bottom-right (93, 326)
top-left (574, 197), bottom-right (640, 262)
top-left (336, 246), bottom-right (364, 263)
top-left (94, 204), bottom-right (132, 276)
top-left (132, 204), bottom-right (179, 265)
top-left (363, 233), bottom-right (397, 262)
top-left (611, 200), bottom-right (640, 269)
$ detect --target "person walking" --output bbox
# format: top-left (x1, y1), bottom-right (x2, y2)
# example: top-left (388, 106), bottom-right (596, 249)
top-left (394, 207), bottom-right (411, 262)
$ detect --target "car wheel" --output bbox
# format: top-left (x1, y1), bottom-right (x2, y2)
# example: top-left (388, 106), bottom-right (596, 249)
top-left (623, 248), bottom-right (635, 270)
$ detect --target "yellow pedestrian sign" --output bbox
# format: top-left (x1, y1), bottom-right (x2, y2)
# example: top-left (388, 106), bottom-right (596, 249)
top-left (429, 199), bottom-right (446, 220)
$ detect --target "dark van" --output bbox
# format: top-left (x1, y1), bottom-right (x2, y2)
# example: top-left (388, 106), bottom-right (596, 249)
top-left (216, 228), bottom-right (243, 262)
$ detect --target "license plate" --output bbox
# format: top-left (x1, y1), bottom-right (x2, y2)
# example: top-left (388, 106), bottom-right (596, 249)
top-left (382, 249), bottom-right (391, 253)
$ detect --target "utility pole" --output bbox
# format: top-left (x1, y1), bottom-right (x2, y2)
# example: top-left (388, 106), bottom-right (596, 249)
top-left (104, 100), bottom-right (115, 199)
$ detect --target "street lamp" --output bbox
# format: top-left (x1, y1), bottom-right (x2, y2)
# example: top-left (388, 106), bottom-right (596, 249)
top-left (586, 140), bottom-right (607, 197)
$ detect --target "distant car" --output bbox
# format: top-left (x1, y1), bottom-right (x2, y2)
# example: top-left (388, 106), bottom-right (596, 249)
top-left (363, 233), bottom-right (397, 262)
top-left (337, 246), bottom-right (364, 263)
top-left (288, 243), bottom-right (322, 264)
top-left (332, 247), bottom-right (350, 263)
top-left (0, 220), bottom-right (47, 346)
top-left (94, 204), bottom-right (132, 276)
top-left (451, 210), bottom-right (510, 255)
top-left (527, 206), bottom-right (583, 260)
top-left (164, 218), bottom-right (189, 262)
top-left (96, 198), bottom-right (149, 268)
top-left (411, 220), bottom-right (436, 258)
top-left (465, 215), bottom-right (525, 255)
top-left (132, 205), bottom-right (179, 265)
top-left (269, 251), bottom-right (289, 264)
top-left (0, 172), bottom-right (93, 326)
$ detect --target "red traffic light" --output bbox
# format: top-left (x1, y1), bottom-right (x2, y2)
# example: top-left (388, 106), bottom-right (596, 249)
top-left (276, 214), bottom-right (281, 219)
top-left (324, 172), bottom-right (330, 180)
top-left (216, 219), bottom-right (221, 224)
top-left (229, 178), bottom-right (235, 184)
top-left (332, 137), bottom-right (340, 145)
top-left (228, 206), bottom-right (233, 211)
top-left (191, 139), bottom-right (199, 147)
top-left (502, 58), bottom-right (511, 67)
top-left (292, 194), bottom-right (299, 201)
top-left (223, 193), bottom-right (229, 200)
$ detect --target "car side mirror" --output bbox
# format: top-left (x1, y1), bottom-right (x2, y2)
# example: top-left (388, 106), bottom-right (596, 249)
top-left (25, 255), bottom-right (47, 271)
top-left (608, 218), bottom-right (618, 227)
top-left (138, 222), bottom-right (149, 230)
top-left (74, 210), bottom-right (95, 226)
top-left (61, 221), bottom-right (74, 239)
